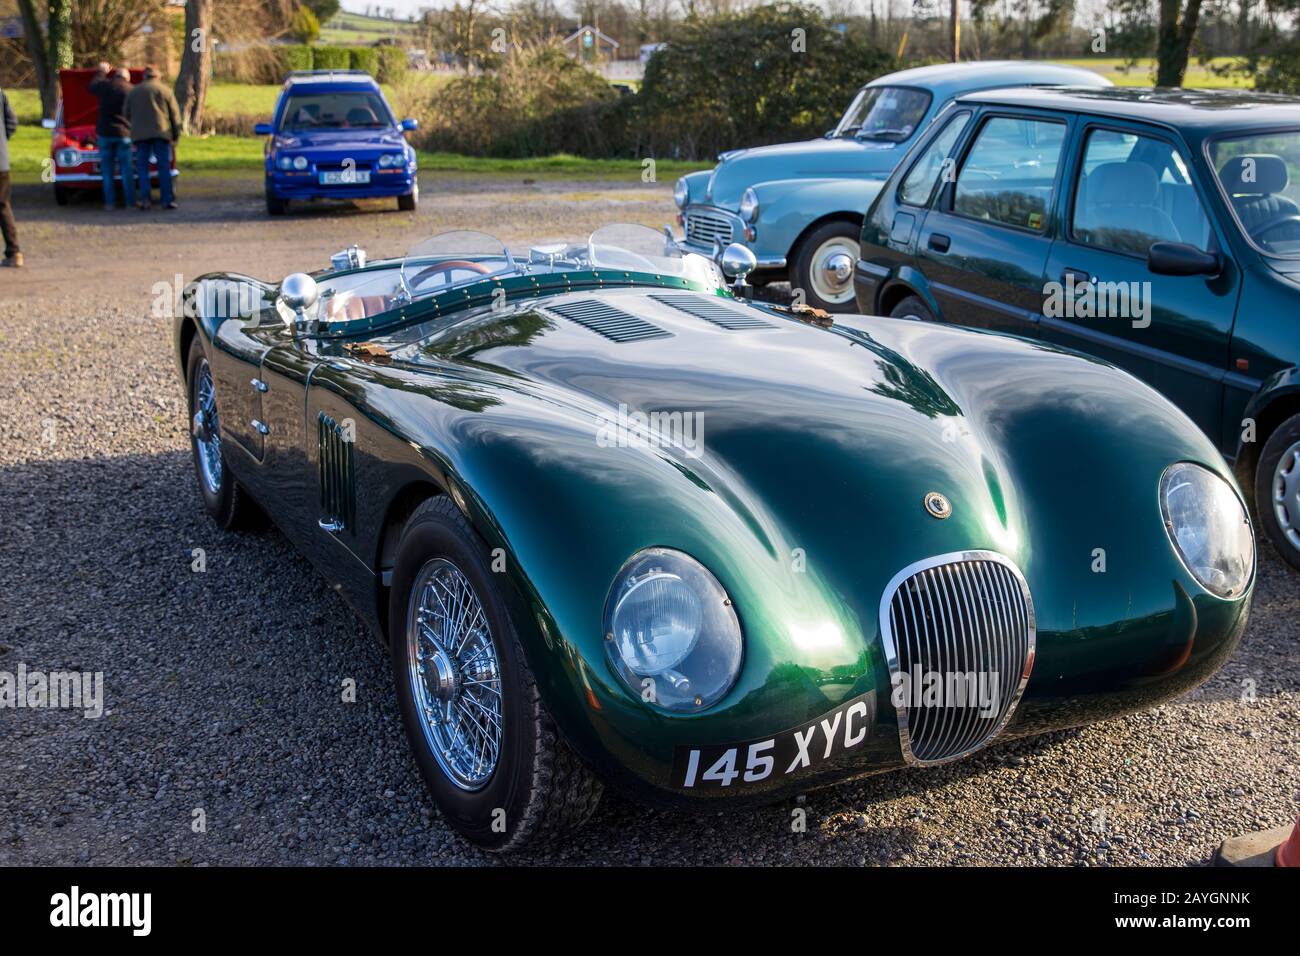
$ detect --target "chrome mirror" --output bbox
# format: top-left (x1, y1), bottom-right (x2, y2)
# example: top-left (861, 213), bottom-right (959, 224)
top-left (331, 246), bottom-right (366, 271)
top-left (280, 272), bottom-right (319, 336)
top-left (719, 242), bottom-right (758, 281)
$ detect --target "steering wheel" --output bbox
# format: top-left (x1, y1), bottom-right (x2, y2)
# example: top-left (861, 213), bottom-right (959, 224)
top-left (1251, 213), bottom-right (1300, 243)
top-left (407, 259), bottom-right (493, 291)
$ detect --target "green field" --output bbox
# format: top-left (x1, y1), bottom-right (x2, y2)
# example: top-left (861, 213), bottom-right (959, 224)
top-left (1056, 56), bottom-right (1253, 89)
top-left (320, 11), bottom-right (422, 46)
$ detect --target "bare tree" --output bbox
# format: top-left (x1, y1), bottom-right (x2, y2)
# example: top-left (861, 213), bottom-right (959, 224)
top-left (175, 0), bottom-right (213, 132)
top-left (1155, 0), bottom-right (1205, 86)
top-left (72, 0), bottom-right (161, 65)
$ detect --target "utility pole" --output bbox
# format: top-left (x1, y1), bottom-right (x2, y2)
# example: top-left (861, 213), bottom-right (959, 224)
top-left (950, 0), bottom-right (960, 62)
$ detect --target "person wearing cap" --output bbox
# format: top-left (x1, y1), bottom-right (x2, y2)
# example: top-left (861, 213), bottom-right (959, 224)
top-left (0, 83), bottom-right (19, 267)
top-left (125, 64), bottom-right (182, 210)
top-left (89, 63), bottom-right (135, 210)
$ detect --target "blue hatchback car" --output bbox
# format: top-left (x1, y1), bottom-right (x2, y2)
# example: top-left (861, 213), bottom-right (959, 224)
top-left (254, 70), bottom-right (419, 215)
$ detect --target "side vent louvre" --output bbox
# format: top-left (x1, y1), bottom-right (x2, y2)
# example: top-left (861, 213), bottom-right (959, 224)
top-left (650, 292), bottom-right (774, 330)
top-left (318, 412), bottom-right (356, 532)
top-left (548, 298), bottom-right (672, 343)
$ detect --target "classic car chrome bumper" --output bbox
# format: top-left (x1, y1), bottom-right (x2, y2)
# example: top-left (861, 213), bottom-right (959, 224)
top-left (680, 205), bottom-right (786, 269)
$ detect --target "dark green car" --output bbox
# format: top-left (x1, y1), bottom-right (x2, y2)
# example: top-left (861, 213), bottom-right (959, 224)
top-left (178, 224), bottom-right (1253, 850)
top-left (855, 87), bottom-right (1300, 573)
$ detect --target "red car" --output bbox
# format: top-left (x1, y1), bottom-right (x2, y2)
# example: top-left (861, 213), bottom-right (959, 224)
top-left (42, 67), bottom-right (178, 205)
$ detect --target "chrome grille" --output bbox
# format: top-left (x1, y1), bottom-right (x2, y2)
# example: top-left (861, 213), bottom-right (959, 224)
top-left (880, 551), bottom-right (1035, 765)
top-left (685, 209), bottom-right (733, 246)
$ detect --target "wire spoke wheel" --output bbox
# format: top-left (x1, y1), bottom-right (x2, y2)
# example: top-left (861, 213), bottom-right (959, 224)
top-left (192, 359), bottom-right (223, 494)
top-left (406, 557), bottom-right (503, 791)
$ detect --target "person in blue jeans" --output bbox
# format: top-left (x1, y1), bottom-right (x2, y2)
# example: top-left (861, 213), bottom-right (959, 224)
top-left (124, 65), bottom-right (182, 210)
top-left (89, 64), bottom-right (134, 209)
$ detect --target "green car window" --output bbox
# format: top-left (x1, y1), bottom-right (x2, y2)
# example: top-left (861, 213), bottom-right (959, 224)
top-left (953, 116), bottom-right (1066, 232)
top-left (1208, 130), bottom-right (1300, 256)
top-left (899, 111), bottom-right (971, 207)
top-left (1072, 128), bottom-right (1211, 256)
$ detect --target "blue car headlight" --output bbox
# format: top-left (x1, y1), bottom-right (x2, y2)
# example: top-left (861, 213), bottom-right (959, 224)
top-left (673, 177), bottom-right (689, 209)
top-left (276, 154), bottom-right (292, 170)
top-left (293, 155), bottom-right (308, 171)
top-left (739, 188), bottom-right (759, 222)
top-left (1160, 462), bottom-right (1254, 598)
top-left (604, 548), bottom-right (743, 712)
top-left (379, 153), bottom-right (405, 168)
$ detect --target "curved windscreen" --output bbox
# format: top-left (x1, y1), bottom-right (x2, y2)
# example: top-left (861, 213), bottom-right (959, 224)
top-left (833, 86), bottom-right (930, 142)
top-left (307, 224), bottom-right (725, 328)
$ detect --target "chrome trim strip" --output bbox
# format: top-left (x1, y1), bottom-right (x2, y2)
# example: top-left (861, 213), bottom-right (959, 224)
top-left (878, 549), bottom-right (1036, 767)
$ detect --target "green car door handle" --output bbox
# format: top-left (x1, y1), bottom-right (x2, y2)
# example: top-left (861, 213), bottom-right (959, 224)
top-left (1061, 268), bottom-right (1093, 285)
top-left (928, 233), bottom-right (951, 252)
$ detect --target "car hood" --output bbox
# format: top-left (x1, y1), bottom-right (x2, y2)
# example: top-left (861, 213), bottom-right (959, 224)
top-left (273, 129), bottom-right (406, 152)
top-left (379, 289), bottom-right (1221, 605)
top-left (705, 137), bottom-right (900, 207)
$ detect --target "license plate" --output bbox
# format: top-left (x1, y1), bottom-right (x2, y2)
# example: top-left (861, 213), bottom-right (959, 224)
top-left (319, 169), bottom-right (370, 185)
top-left (673, 692), bottom-right (874, 790)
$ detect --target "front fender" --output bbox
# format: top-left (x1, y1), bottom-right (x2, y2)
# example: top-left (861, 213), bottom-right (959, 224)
top-left (753, 178), bottom-right (884, 258)
top-left (1234, 366), bottom-right (1300, 477)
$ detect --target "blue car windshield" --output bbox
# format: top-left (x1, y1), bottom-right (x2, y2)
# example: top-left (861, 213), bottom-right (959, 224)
top-left (279, 92), bottom-right (393, 132)
top-left (834, 86), bottom-right (930, 142)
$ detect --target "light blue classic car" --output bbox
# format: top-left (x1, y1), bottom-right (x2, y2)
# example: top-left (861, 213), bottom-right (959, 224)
top-left (672, 61), bottom-right (1111, 310)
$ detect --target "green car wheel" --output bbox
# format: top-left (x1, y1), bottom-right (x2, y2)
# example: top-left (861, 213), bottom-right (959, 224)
top-left (1256, 413), bottom-right (1300, 573)
top-left (388, 496), bottom-right (602, 851)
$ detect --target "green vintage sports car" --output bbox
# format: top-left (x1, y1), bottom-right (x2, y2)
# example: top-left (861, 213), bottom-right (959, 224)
top-left (177, 224), bottom-right (1254, 850)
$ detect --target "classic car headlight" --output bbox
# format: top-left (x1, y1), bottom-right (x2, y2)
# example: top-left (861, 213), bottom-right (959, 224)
top-left (604, 548), bottom-right (743, 712)
top-left (1160, 462), bottom-right (1254, 598)
top-left (55, 147), bottom-right (81, 167)
top-left (673, 177), bottom-right (689, 208)
top-left (292, 155), bottom-right (308, 170)
top-left (739, 188), bottom-right (759, 222)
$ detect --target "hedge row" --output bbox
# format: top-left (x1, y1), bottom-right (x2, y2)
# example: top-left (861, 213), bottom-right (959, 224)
top-left (216, 44), bottom-right (408, 84)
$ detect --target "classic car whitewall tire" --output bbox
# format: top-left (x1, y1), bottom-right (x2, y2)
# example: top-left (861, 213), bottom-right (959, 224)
top-left (1255, 412), bottom-right (1300, 573)
top-left (186, 339), bottom-right (263, 531)
top-left (792, 220), bottom-right (862, 313)
top-left (388, 496), bottom-right (602, 850)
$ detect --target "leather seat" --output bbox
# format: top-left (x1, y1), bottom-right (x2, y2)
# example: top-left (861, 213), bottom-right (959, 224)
top-left (1218, 153), bottom-right (1299, 238)
top-left (1075, 162), bottom-right (1181, 255)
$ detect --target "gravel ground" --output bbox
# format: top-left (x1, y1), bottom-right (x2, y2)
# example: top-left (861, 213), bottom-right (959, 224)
top-left (0, 173), bottom-right (1296, 866)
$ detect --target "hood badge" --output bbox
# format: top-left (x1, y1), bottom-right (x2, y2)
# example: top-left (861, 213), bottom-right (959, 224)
top-left (924, 492), bottom-right (952, 519)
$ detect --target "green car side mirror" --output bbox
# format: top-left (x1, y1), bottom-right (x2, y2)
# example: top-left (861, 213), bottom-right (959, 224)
top-left (1148, 241), bottom-right (1220, 278)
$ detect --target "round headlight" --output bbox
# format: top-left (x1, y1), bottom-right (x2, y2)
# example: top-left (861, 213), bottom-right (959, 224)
top-left (604, 548), bottom-right (742, 712)
top-left (292, 155), bottom-right (308, 170)
top-left (1160, 462), bottom-right (1254, 598)
top-left (378, 153), bottom-right (393, 168)
top-left (56, 148), bottom-right (80, 167)
top-left (739, 188), bottom-right (760, 222)
top-left (276, 154), bottom-right (292, 170)
top-left (673, 177), bottom-right (689, 209)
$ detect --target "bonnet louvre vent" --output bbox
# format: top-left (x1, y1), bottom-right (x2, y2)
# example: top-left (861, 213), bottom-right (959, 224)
top-left (317, 412), bottom-right (356, 532)
top-left (649, 293), bottom-right (774, 330)
top-left (548, 299), bottom-right (672, 343)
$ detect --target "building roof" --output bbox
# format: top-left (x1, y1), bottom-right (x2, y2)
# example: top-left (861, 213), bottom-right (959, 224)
top-left (563, 25), bottom-right (619, 49)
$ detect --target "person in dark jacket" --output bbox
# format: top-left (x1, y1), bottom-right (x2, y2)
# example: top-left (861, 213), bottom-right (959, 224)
top-left (0, 85), bottom-right (19, 267)
top-left (125, 65), bottom-right (182, 210)
top-left (89, 63), bottom-right (135, 210)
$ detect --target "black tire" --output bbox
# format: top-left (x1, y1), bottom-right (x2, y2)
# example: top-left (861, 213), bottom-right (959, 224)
top-left (397, 181), bottom-right (418, 212)
top-left (185, 338), bottom-right (263, 531)
top-left (1253, 412), bottom-right (1300, 573)
top-left (791, 219), bottom-right (861, 313)
top-left (266, 188), bottom-right (287, 215)
top-left (889, 294), bottom-right (936, 323)
top-left (54, 185), bottom-right (69, 206)
top-left (388, 496), bottom-right (602, 851)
